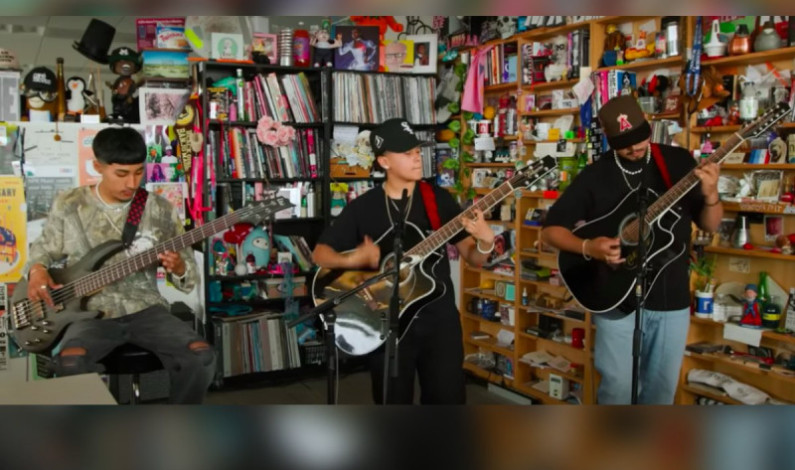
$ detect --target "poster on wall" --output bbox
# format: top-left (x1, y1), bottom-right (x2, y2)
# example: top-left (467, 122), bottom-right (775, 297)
top-left (78, 127), bottom-right (102, 186)
top-left (0, 176), bottom-right (26, 283)
top-left (25, 177), bottom-right (73, 221)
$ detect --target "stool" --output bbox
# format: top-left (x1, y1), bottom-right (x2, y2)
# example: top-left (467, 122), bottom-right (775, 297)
top-left (100, 344), bottom-right (164, 404)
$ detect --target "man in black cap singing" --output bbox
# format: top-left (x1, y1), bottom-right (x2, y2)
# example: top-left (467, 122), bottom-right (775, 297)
top-left (313, 118), bottom-right (496, 404)
top-left (541, 95), bottom-right (723, 404)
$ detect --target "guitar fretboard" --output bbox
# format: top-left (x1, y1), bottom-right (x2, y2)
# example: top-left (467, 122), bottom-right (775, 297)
top-left (70, 199), bottom-right (287, 297)
top-left (406, 162), bottom-right (549, 258)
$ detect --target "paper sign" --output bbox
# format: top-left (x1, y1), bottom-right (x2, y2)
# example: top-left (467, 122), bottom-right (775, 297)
top-left (723, 322), bottom-right (762, 347)
top-left (0, 176), bottom-right (26, 283)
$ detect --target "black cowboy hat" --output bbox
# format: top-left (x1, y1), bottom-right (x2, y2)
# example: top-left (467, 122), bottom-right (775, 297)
top-left (73, 18), bottom-right (116, 64)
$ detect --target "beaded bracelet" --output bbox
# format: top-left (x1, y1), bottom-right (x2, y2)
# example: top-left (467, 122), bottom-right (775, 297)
top-left (582, 239), bottom-right (592, 261)
top-left (476, 239), bottom-right (495, 254)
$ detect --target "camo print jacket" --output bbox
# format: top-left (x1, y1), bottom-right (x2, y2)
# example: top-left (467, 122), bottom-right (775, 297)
top-left (26, 186), bottom-right (197, 318)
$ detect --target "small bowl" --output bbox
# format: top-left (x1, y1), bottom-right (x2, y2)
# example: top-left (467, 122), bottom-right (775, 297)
top-left (704, 42), bottom-right (727, 58)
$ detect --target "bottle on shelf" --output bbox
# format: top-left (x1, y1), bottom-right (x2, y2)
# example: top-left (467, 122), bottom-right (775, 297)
top-left (293, 23), bottom-right (310, 67)
top-left (521, 287), bottom-right (529, 306)
top-left (781, 287), bottom-right (795, 333)
top-left (758, 271), bottom-right (770, 306)
top-left (306, 186), bottom-right (316, 217)
top-left (235, 68), bottom-right (245, 121)
top-left (55, 57), bottom-right (66, 121)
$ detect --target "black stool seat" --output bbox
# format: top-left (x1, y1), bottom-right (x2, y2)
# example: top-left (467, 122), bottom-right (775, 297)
top-left (100, 344), bottom-right (163, 404)
top-left (101, 344), bottom-right (162, 374)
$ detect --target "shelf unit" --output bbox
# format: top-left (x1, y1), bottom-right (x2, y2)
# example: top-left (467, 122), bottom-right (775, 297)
top-left (458, 189), bottom-right (597, 404)
top-left (198, 61), bottom-right (332, 385)
top-left (679, 25), bottom-right (795, 403)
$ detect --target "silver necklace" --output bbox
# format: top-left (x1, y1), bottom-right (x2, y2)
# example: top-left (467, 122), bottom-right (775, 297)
top-left (94, 181), bottom-right (134, 211)
top-left (383, 184), bottom-right (414, 227)
top-left (613, 145), bottom-right (651, 176)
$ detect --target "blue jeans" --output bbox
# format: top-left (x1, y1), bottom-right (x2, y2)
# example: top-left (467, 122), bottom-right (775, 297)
top-left (593, 307), bottom-right (690, 404)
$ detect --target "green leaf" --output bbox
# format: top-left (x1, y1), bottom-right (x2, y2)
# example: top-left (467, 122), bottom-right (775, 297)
top-left (447, 101), bottom-right (460, 114)
top-left (455, 81), bottom-right (464, 92)
top-left (449, 137), bottom-right (460, 149)
top-left (461, 151), bottom-right (476, 163)
top-left (442, 158), bottom-right (460, 170)
top-left (462, 167), bottom-right (471, 178)
top-left (463, 111), bottom-right (474, 121)
top-left (448, 120), bottom-right (461, 133)
top-left (466, 188), bottom-right (476, 201)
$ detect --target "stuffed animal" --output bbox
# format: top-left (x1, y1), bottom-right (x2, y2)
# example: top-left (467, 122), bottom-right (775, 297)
top-left (106, 46), bottom-right (141, 123)
top-left (64, 77), bottom-right (86, 115)
top-left (311, 26), bottom-right (341, 67)
top-left (240, 226), bottom-right (271, 271)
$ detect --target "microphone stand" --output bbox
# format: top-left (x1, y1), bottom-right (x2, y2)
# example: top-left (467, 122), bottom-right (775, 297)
top-left (288, 269), bottom-right (395, 405)
top-left (382, 188), bottom-right (408, 405)
top-left (630, 150), bottom-right (653, 405)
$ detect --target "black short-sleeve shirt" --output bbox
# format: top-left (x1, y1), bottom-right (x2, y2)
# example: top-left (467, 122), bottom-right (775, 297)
top-left (318, 183), bottom-right (468, 315)
top-left (544, 144), bottom-right (706, 311)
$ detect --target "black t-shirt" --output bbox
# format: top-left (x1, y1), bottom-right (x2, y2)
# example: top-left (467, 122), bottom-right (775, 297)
top-left (318, 183), bottom-right (469, 317)
top-left (544, 144), bottom-right (706, 311)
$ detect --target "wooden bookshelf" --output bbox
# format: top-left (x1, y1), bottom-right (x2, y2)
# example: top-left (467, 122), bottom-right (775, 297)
top-left (701, 46), bottom-right (795, 67)
top-left (595, 55), bottom-right (682, 72)
top-left (703, 245), bottom-right (795, 261)
top-left (520, 107), bottom-right (579, 117)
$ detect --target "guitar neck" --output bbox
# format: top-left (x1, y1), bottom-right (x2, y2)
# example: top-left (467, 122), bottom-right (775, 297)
top-left (406, 176), bottom-right (521, 259)
top-left (645, 133), bottom-right (744, 223)
top-left (73, 211), bottom-right (244, 297)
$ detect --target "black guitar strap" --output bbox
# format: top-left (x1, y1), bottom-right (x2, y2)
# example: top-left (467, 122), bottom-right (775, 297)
top-left (121, 189), bottom-right (149, 248)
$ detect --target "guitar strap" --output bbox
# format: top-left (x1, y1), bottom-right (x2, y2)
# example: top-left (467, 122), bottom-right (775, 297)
top-left (418, 181), bottom-right (441, 230)
top-left (650, 143), bottom-right (673, 189)
top-left (121, 188), bottom-right (149, 248)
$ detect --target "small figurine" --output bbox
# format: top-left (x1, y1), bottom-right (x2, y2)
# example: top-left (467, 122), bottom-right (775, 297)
top-left (311, 20), bottom-right (341, 67)
top-left (106, 46), bottom-right (141, 123)
top-left (740, 284), bottom-right (762, 327)
top-left (65, 76), bottom-right (86, 115)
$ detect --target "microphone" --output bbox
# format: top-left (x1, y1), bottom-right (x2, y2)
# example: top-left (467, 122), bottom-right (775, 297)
top-left (400, 188), bottom-right (409, 218)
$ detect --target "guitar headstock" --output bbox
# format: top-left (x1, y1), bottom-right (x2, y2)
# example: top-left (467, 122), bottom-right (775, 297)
top-left (240, 196), bottom-right (295, 224)
top-left (514, 155), bottom-right (557, 187)
top-left (740, 102), bottom-right (792, 140)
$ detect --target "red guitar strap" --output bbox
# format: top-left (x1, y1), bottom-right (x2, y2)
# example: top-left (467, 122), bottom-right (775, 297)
top-left (122, 188), bottom-right (149, 248)
top-left (418, 181), bottom-right (441, 230)
top-left (650, 143), bottom-right (672, 189)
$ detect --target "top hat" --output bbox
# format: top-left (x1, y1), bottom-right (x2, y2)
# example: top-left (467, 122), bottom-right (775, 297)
top-left (73, 18), bottom-right (116, 64)
top-left (597, 95), bottom-right (651, 150)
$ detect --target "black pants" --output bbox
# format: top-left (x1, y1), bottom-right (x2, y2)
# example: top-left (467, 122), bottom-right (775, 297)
top-left (369, 307), bottom-right (465, 404)
top-left (53, 305), bottom-right (216, 404)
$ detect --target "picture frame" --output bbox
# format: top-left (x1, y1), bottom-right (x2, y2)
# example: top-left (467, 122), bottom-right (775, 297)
top-left (407, 34), bottom-right (438, 74)
top-left (333, 25), bottom-right (380, 71)
top-left (752, 169), bottom-right (783, 202)
top-left (252, 32), bottom-right (278, 64)
top-left (382, 39), bottom-right (415, 72)
top-left (139, 87), bottom-right (190, 125)
top-left (764, 215), bottom-right (784, 242)
top-left (211, 32), bottom-right (245, 60)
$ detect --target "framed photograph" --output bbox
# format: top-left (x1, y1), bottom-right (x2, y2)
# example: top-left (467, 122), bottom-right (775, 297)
top-left (382, 39), bottom-right (414, 72)
top-left (764, 215), bottom-right (784, 242)
top-left (139, 87), bottom-right (190, 125)
top-left (211, 32), bottom-right (245, 60)
top-left (407, 34), bottom-right (438, 74)
top-left (753, 170), bottom-right (783, 202)
top-left (252, 32), bottom-right (277, 64)
top-left (333, 26), bottom-right (380, 71)
top-left (146, 163), bottom-right (180, 183)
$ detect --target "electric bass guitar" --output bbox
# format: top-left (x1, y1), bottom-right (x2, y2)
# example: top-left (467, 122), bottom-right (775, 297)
top-left (9, 197), bottom-right (293, 353)
top-left (558, 102), bottom-right (791, 313)
top-left (312, 156), bottom-right (557, 356)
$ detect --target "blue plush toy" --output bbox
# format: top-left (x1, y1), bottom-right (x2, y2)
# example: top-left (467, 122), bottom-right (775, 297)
top-left (240, 226), bottom-right (271, 270)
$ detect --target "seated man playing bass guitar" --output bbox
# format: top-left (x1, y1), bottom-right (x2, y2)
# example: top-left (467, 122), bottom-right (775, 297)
top-left (24, 127), bottom-right (215, 404)
top-left (541, 96), bottom-right (722, 404)
top-left (312, 118), bottom-right (496, 404)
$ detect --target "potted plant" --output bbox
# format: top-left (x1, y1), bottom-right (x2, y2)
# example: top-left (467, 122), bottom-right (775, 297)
top-left (690, 255), bottom-right (717, 318)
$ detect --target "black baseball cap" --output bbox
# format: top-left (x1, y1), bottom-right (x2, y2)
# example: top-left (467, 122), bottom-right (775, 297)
top-left (370, 118), bottom-right (430, 156)
top-left (23, 66), bottom-right (56, 93)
